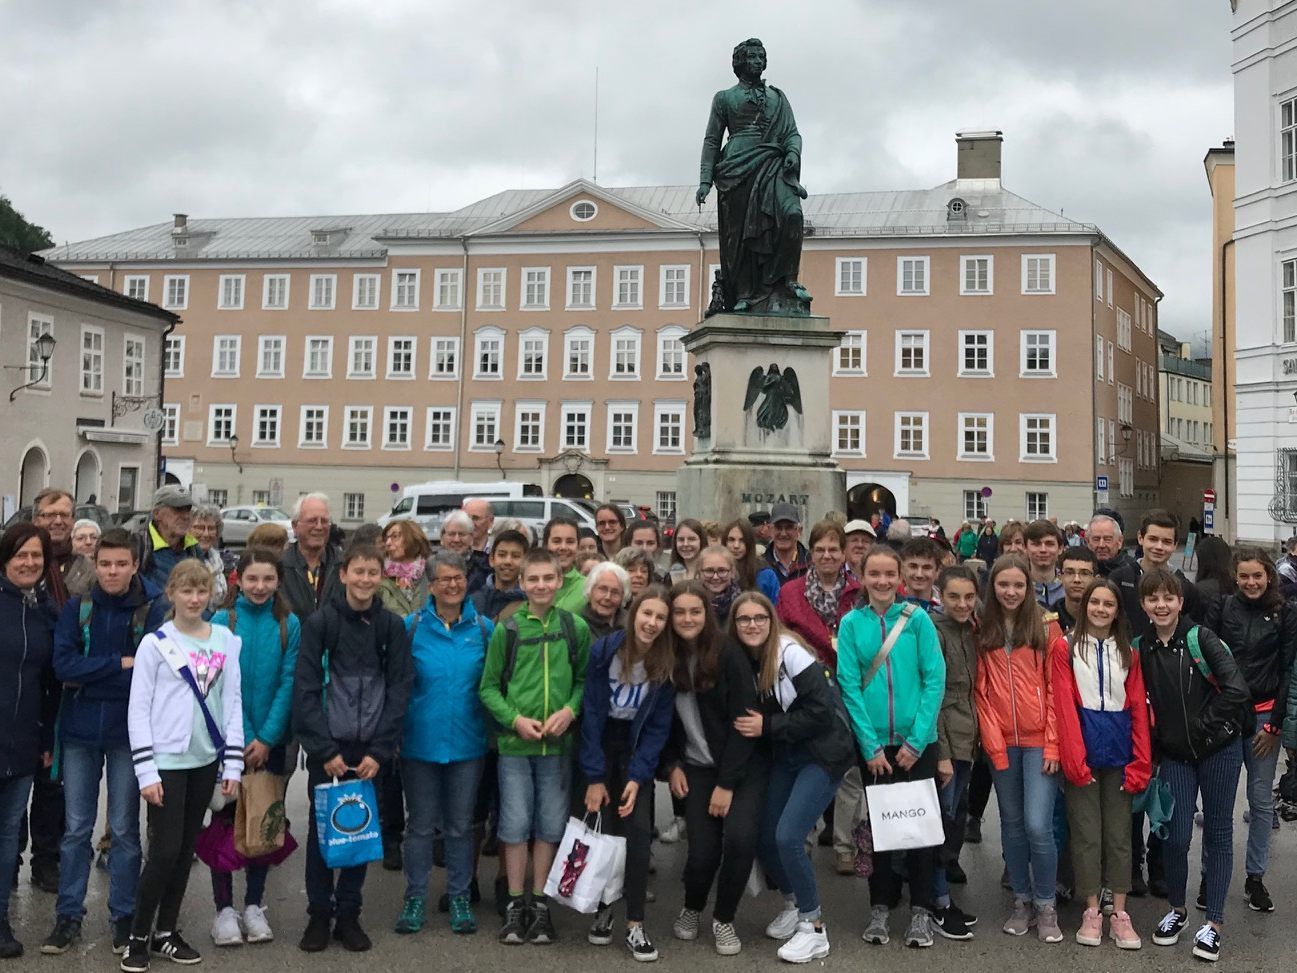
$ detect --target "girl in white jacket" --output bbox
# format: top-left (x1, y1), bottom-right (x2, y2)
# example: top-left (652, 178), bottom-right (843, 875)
top-left (122, 560), bottom-right (243, 973)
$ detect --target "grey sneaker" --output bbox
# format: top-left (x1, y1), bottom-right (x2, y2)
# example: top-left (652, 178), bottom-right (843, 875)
top-left (672, 909), bottom-right (700, 942)
top-left (862, 905), bottom-right (890, 945)
top-left (1002, 900), bottom-right (1034, 936)
top-left (1036, 904), bottom-right (1063, 943)
top-left (904, 908), bottom-right (934, 948)
top-left (711, 920), bottom-right (741, 956)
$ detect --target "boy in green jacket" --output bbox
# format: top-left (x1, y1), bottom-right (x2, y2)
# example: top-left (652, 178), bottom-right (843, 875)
top-left (479, 549), bottom-right (590, 947)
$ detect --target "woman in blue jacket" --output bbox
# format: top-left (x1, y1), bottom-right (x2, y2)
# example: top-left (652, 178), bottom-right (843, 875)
top-left (395, 549), bottom-right (492, 937)
top-left (206, 547), bottom-right (300, 948)
top-left (581, 585), bottom-right (676, 963)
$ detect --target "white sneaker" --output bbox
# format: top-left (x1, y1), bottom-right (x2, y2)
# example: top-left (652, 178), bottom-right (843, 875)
top-left (242, 905), bottom-right (273, 944)
top-left (777, 921), bottom-right (830, 964)
top-left (766, 902), bottom-right (801, 940)
top-left (658, 816), bottom-right (686, 844)
top-left (210, 907), bottom-right (243, 947)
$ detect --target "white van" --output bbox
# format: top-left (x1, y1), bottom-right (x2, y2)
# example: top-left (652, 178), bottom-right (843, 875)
top-left (378, 480), bottom-right (528, 539)
top-left (468, 496), bottom-right (596, 542)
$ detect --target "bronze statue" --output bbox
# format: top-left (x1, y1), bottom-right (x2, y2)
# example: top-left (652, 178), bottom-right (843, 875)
top-left (697, 38), bottom-right (811, 317)
top-left (693, 362), bottom-right (712, 439)
top-left (744, 364), bottom-right (802, 432)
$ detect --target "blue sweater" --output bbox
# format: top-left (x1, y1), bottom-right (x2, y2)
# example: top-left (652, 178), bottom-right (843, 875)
top-left (402, 598), bottom-right (492, 764)
top-left (54, 578), bottom-right (168, 751)
top-left (580, 631), bottom-right (676, 787)
top-left (211, 594), bottom-right (300, 749)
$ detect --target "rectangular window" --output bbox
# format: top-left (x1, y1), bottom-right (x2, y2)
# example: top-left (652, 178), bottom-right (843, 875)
top-left (1026, 492), bottom-right (1049, 520)
top-left (304, 337), bottom-right (333, 378)
top-left (392, 269), bottom-right (420, 310)
top-left (1095, 258), bottom-right (1104, 301)
top-left (1283, 96), bottom-right (1297, 182)
top-left (309, 274), bottom-right (336, 309)
top-left (895, 330), bottom-right (929, 376)
top-left (1107, 340), bottom-right (1115, 383)
top-left (518, 331), bottom-right (548, 380)
top-left (387, 337), bottom-right (415, 379)
top-left (253, 405), bottom-right (281, 446)
top-left (434, 269), bottom-right (461, 309)
top-left (26, 316), bottom-right (53, 389)
top-left (80, 326), bottom-right (104, 395)
top-left (474, 330), bottom-right (503, 378)
top-left (263, 274), bottom-right (289, 309)
top-left (299, 406), bottom-right (328, 448)
top-left (212, 335), bottom-right (240, 377)
top-left (611, 330), bottom-right (640, 379)
top-left (655, 491), bottom-right (677, 523)
top-left (257, 336), bottom-right (284, 378)
top-left (607, 404), bottom-right (639, 452)
top-left (835, 257), bottom-right (865, 296)
top-left (163, 335), bottom-right (184, 378)
top-left (343, 492), bottom-right (365, 521)
top-left (1106, 268), bottom-right (1114, 308)
top-left (251, 490), bottom-right (271, 506)
top-left (654, 403), bottom-right (686, 454)
top-left (564, 330), bottom-right (593, 378)
top-left (567, 267), bottom-right (595, 308)
top-left (614, 266), bottom-right (642, 308)
top-left (561, 403), bottom-right (591, 450)
top-left (514, 403), bottom-right (545, 451)
top-left (960, 255), bottom-right (992, 295)
top-left (1020, 330), bottom-right (1055, 377)
top-left (1022, 254), bottom-right (1055, 294)
top-left (383, 406), bottom-right (412, 449)
top-left (124, 275), bottom-right (149, 302)
top-left (1096, 335), bottom-right (1105, 381)
top-left (1021, 413), bottom-right (1056, 461)
top-left (958, 330), bottom-right (993, 376)
top-left (1117, 308), bottom-right (1132, 350)
top-left (963, 489), bottom-right (988, 522)
top-left (123, 335), bottom-right (145, 397)
top-left (958, 413), bottom-right (993, 459)
top-left (897, 256), bottom-right (929, 295)
top-left (430, 337), bottom-right (459, 379)
top-left (835, 331), bottom-right (866, 375)
top-left (895, 412), bottom-right (928, 458)
top-left (660, 265), bottom-right (689, 307)
top-left (208, 404), bottom-right (236, 444)
top-left (344, 406), bottom-right (372, 449)
top-left (1109, 418), bottom-right (1117, 464)
top-left (207, 489), bottom-right (228, 508)
top-left (657, 329), bottom-right (686, 379)
top-left (425, 407), bottom-right (455, 451)
top-left (1118, 383), bottom-right (1133, 424)
top-left (476, 268), bottom-right (504, 310)
top-left (348, 336), bottom-right (376, 378)
top-left (161, 403), bottom-right (179, 445)
top-left (1284, 258), bottom-right (1297, 343)
top-left (832, 410), bottom-right (865, 456)
top-left (471, 403), bottom-right (501, 450)
top-left (1118, 457), bottom-right (1134, 498)
top-left (218, 274), bottom-right (244, 309)
top-left (352, 273), bottom-right (379, 309)
top-left (522, 268), bottom-right (550, 309)
top-left (163, 275), bottom-right (188, 309)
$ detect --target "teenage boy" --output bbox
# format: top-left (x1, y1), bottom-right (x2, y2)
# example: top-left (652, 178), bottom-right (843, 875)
top-left (1054, 547), bottom-right (1099, 634)
top-left (899, 537), bottom-right (942, 610)
top-left (41, 529), bottom-right (168, 956)
top-left (1024, 520), bottom-right (1066, 610)
top-left (479, 550), bottom-right (591, 946)
top-left (1110, 510), bottom-right (1199, 638)
top-left (472, 529), bottom-right (529, 622)
top-left (541, 518), bottom-right (584, 613)
top-left (930, 566), bottom-right (981, 941)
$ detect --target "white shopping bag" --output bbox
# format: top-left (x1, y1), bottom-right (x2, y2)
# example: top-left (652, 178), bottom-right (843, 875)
top-left (865, 778), bottom-right (944, 852)
top-left (601, 832), bottom-right (628, 905)
top-left (543, 815), bottom-right (625, 914)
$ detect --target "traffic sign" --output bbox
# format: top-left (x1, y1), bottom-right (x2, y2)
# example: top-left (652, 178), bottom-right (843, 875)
top-left (1096, 475), bottom-right (1109, 491)
top-left (1204, 509), bottom-right (1215, 531)
top-left (980, 486), bottom-right (993, 498)
top-left (1203, 489), bottom-right (1216, 504)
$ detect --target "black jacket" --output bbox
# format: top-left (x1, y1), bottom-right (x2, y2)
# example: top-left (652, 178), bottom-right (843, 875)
top-left (662, 640), bottom-right (765, 789)
top-left (1098, 549), bottom-right (1137, 579)
top-left (1110, 560), bottom-right (1203, 639)
top-left (1140, 618), bottom-right (1251, 762)
top-left (1205, 593), bottom-right (1297, 722)
top-left (280, 542), bottom-right (343, 624)
top-left (293, 592), bottom-right (413, 765)
top-left (0, 577), bottom-right (59, 779)
top-left (758, 639), bottom-right (856, 778)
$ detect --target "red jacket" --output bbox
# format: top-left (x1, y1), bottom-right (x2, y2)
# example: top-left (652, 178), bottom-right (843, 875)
top-left (1050, 634), bottom-right (1152, 794)
top-left (776, 572), bottom-right (861, 670)
top-left (974, 622), bottom-right (1062, 770)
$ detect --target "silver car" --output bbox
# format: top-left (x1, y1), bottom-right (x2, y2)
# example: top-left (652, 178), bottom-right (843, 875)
top-left (220, 505), bottom-right (294, 545)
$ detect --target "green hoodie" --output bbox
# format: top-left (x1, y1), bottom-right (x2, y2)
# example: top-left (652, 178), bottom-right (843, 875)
top-left (479, 602), bottom-right (591, 756)
top-left (553, 568), bottom-right (587, 614)
top-left (837, 601), bottom-right (946, 760)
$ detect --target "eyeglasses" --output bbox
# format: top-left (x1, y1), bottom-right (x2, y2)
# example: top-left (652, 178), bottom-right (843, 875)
top-left (36, 511), bottom-right (73, 521)
top-left (433, 575), bottom-right (466, 587)
top-left (1061, 569), bottom-right (1096, 580)
top-left (700, 568), bottom-right (731, 578)
top-left (734, 614), bottom-right (770, 626)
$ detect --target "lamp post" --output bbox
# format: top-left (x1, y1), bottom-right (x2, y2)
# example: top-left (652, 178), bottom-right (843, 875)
top-left (8, 332), bottom-right (56, 401)
top-left (494, 438), bottom-right (505, 477)
top-left (228, 433), bottom-right (243, 474)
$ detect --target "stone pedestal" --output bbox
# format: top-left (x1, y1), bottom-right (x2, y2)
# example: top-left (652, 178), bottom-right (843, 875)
top-left (676, 313), bottom-right (847, 524)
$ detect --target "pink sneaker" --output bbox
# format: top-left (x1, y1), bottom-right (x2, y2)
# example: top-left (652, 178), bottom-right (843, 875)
top-left (1075, 907), bottom-right (1103, 947)
top-left (1108, 910), bottom-right (1142, 950)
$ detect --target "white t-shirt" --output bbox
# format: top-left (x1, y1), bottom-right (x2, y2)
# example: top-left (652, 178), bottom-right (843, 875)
top-left (608, 654), bottom-right (649, 720)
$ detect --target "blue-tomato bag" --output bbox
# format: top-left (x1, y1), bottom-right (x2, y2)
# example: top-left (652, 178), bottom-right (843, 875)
top-left (313, 778), bottom-right (383, 869)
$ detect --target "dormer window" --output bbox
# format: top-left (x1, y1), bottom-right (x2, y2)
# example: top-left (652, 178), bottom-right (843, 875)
top-left (173, 235), bottom-right (189, 248)
top-left (570, 200), bottom-right (597, 222)
top-left (947, 198), bottom-right (967, 221)
top-left (312, 231), bottom-right (331, 246)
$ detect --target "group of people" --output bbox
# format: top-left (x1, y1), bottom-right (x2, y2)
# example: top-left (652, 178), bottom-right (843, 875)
top-left (0, 487), bottom-right (1288, 967)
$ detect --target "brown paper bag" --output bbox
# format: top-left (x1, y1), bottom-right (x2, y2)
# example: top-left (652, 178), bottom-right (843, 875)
top-left (234, 771), bottom-right (287, 859)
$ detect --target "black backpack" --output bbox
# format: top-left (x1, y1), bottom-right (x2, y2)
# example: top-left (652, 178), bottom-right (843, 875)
top-left (497, 608), bottom-right (580, 698)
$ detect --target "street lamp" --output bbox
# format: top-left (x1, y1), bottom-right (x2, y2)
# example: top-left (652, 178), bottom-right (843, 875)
top-left (494, 438), bottom-right (506, 477)
top-left (228, 433), bottom-right (243, 474)
top-left (1119, 423), bottom-right (1133, 454)
top-left (8, 333), bottom-right (56, 401)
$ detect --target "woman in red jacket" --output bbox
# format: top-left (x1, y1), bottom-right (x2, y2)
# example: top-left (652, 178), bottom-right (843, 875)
top-left (775, 521), bottom-right (860, 669)
top-left (1051, 579), bottom-right (1151, 951)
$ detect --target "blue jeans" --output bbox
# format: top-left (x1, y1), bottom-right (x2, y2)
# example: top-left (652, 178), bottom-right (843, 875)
top-left (932, 759), bottom-right (972, 908)
top-left (1243, 711), bottom-right (1279, 877)
top-left (402, 757), bottom-right (484, 900)
top-left (758, 750), bottom-right (841, 921)
top-left (1162, 739), bottom-right (1243, 924)
top-left (497, 754), bottom-right (569, 845)
top-left (57, 744), bottom-right (140, 922)
top-left (991, 746), bottom-right (1058, 907)
top-left (0, 775), bottom-right (33, 919)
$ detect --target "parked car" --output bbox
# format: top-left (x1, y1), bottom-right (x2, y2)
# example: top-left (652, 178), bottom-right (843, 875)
top-left (379, 480), bottom-right (532, 541)
top-left (466, 496), bottom-right (596, 543)
top-left (220, 505), bottom-right (295, 545)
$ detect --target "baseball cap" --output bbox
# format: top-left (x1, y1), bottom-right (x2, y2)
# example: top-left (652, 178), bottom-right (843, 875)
top-left (151, 485), bottom-right (193, 510)
top-left (844, 519), bottom-right (876, 538)
top-left (770, 502), bottom-right (801, 525)
top-left (747, 510), bottom-right (771, 526)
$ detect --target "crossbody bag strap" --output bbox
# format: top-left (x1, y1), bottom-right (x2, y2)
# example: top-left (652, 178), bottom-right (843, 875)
top-left (156, 632), bottom-right (226, 753)
top-left (861, 603), bottom-right (917, 690)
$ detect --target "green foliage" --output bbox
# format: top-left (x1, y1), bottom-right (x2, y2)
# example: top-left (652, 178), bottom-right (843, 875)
top-left (0, 195), bottom-right (55, 253)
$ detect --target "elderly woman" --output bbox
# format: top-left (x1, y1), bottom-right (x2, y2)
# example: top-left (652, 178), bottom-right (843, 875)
top-left (439, 510), bottom-right (488, 593)
top-left (698, 546), bottom-right (742, 624)
top-left (582, 561), bottom-right (631, 640)
top-left (71, 519), bottom-right (101, 559)
top-left (614, 547), bottom-right (657, 599)
top-left (775, 520), bottom-right (861, 669)
top-left (380, 520), bottom-right (432, 618)
top-left (190, 503), bottom-right (230, 609)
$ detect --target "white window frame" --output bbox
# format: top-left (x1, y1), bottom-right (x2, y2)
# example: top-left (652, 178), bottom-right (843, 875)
top-left (957, 330), bottom-right (994, 377)
top-left (1118, 457), bottom-right (1135, 499)
top-left (835, 257), bottom-right (866, 296)
top-left (303, 335), bottom-right (333, 379)
top-left (563, 327), bottom-right (594, 379)
top-left (894, 411), bottom-right (929, 459)
top-left (613, 265), bottom-right (643, 309)
top-left (656, 326), bottom-right (687, 380)
top-left (1020, 413), bottom-right (1057, 463)
top-left (262, 274), bottom-right (290, 310)
top-left (1107, 340), bottom-right (1115, 384)
top-left (834, 330), bottom-right (866, 376)
top-left (352, 273), bottom-right (380, 310)
top-left (162, 274), bottom-right (189, 310)
top-left (343, 492), bottom-right (365, 521)
top-left (343, 406), bottom-right (373, 450)
top-left (308, 273), bottom-right (337, 310)
top-left (256, 335), bottom-right (285, 379)
top-left (1109, 418), bottom-right (1117, 465)
top-left (475, 268), bottom-right (505, 311)
top-left (653, 401), bottom-right (687, 455)
top-left (609, 326), bottom-right (642, 380)
top-left (473, 326), bottom-right (504, 380)
top-left (1096, 335), bottom-right (1105, 381)
top-left (217, 274), bottom-right (245, 310)
top-left (429, 336), bottom-right (460, 380)
top-left (659, 265), bottom-right (690, 308)
top-left (1020, 329), bottom-right (1057, 378)
top-left (959, 255), bottom-right (993, 295)
top-left (831, 409), bottom-right (866, 457)
top-left (469, 401), bottom-right (502, 452)
top-left (433, 268), bottom-right (462, 310)
top-left (252, 404), bottom-right (282, 447)
top-left (1021, 253), bottom-right (1055, 295)
top-left (1095, 258), bottom-right (1104, 301)
top-left (391, 268), bottom-right (421, 310)
top-left (1283, 258), bottom-right (1297, 343)
top-left (894, 330), bottom-right (930, 377)
top-left (161, 403), bottom-right (179, 446)
top-left (1282, 95), bottom-right (1297, 182)
top-left (517, 328), bottom-right (549, 381)
top-left (298, 405), bottom-right (329, 449)
top-left (963, 490), bottom-right (989, 522)
top-left (521, 267), bottom-right (551, 310)
top-left (424, 406), bottom-right (457, 452)
top-left (80, 325), bottom-right (104, 396)
top-left (207, 403), bottom-right (237, 446)
top-left (123, 333), bottom-right (146, 397)
top-left (347, 336), bottom-right (376, 379)
top-left (25, 315), bottom-right (53, 391)
top-left (513, 401), bottom-right (546, 453)
top-left (560, 402), bottom-right (592, 451)
top-left (957, 412), bottom-right (994, 461)
top-left (605, 401), bottom-right (640, 454)
top-left (382, 406), bottom-right (413, 451)
top-left (1106, 268), bottom-right (1114, 308)
top-left (385, 336), bottom-right (416, 380)
top-left (1026, 492), bottom-right (1049, 520)
top-left (897, 256), bottom-right (930, 296)
top-left (567, 266), bottom-right (596, 309)
top-left (164, 335), bottom-right (185, 378)
top-left (212, 335), bottom-right (241, 378)
top-left (123, 275), bottom-right (149, 302)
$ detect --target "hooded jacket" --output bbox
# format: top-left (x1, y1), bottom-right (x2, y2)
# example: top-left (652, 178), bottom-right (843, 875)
top-left (932, 611), bottom-right (979, 763)
top-left (974, 620), bottom-right (1062, 769)
top-left (471, 575), bottom-right (525, 621)
top-left (402, 598), bottom-right (492, 764)
top-left (580, 630), bottom-right (676, 787)
top-left (1204, 592), bottom-right (1297, 722)
top-left (210, 594), bottom-right (300, 749)
top-left (776, 571), bottom-right (862, 669)
top-left (0, 577), bottom-right (58, 779)
top-left (757, 634), bottom-right (856, 778)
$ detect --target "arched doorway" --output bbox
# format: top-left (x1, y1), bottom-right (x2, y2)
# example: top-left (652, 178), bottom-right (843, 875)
top-left (847, 483), bottom-right (897, 522)
top-left (553, 473), bottom-right (594, 500)
top-left (19, 444), bottom-right (49, 506)
top-left (75, 449), bottom-right (101, 503)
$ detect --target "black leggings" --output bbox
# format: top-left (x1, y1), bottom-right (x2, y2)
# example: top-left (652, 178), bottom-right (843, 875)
top-left (597, 722), bottom-right (653, 922)
top-left (133, 762), bottom-right (219, 938)
top-left (681, 763), bottom-right (765, 924)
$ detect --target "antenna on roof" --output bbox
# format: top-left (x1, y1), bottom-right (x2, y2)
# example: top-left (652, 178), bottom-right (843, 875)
top-left (592, 66), bottom-right (599, 184)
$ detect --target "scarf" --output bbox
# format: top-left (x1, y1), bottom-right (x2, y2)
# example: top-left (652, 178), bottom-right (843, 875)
top-left (710, 581), bottom-right (741, 623)
top-left (805, 567), bottom-right (847, 629)
top-left (384, 558), bottom-right (425, 591)
top-left (42, 537), bottom-right (71, 607)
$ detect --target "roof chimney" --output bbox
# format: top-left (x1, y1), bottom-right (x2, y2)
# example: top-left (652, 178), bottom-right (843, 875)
top-left (955, 131), bottom-right (1003, 181)
top-left (171, 213), bottom-right (188, 235)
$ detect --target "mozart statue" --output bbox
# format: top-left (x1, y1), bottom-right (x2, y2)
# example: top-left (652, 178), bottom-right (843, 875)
top-left (696, 38), bottom-right (812, 317)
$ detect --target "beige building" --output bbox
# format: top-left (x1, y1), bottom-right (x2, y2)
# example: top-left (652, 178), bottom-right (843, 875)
top-left (1157, 330), bottom-right (1213, 530)
top-left (0, 246), bottom-right (178, 514)
top-left (1204, 140), bottom-right (1237, 539)
top-left (43, 132), bottom-right (1161, 530)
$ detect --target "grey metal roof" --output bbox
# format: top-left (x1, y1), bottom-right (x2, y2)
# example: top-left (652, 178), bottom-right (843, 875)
top-left (41, 177), bottom-right (1095, 262)
top-left (0, 245), bottom-right (179, 323)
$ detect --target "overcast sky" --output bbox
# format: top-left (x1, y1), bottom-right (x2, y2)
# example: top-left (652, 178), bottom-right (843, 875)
top-left (1, 0), bottom-right (1233, 346)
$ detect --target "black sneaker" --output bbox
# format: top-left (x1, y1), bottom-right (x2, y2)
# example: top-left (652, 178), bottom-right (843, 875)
top-left (933, 906), bottom-right (973, 940)
top-left (113, 917), bottom-right (134, 955)
top-left (119, 937), bottom-right (149, 972)
top-left (626, 923), bottom-right (658, 962)
top-left (964, 818), bottom-right (982, 844)
top-left (588, 905), bottom-right (615, 946)
top-left (945, 860), bottom-right (968, 885)
top-left (526, 899), bottom-right (557, 945)
top-left (150, 932), bottom-right (200, 965)
top-left (1153, 909), bottom-right (1189, 946)
top-left (1245, 875), bottom-right (1275, 912)
top-left (1130, 865), bottom-right (1148, 897)
top-left (947, 900), bottom-right (978, 927)
top-left (298, 916), bottom-right (331, 953)
top-left (1196, 877), bottom-right (1208, 912)
top-left (332, 915), bottom-right (371, 952)
top-left (40, 917), bottom-right (81, 955)
top-left (499, 898), bottom-right (529, 945)
top-left (0, 920), bottom-right (21, 960)
top-left (1192, 923), bottom-right (1221, 962)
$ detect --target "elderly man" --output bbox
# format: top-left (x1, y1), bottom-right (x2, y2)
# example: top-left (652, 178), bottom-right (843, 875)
top-left (1086, 512), bottom-right (1134, 577)
top-left (281, 492), bottom-right (342, 622)
top-left (129, 485), bottom-right (201, 591)
top-left (460, 501), bottom-right (494, 594)
top-left (761, 502), bottom-right (809, 587)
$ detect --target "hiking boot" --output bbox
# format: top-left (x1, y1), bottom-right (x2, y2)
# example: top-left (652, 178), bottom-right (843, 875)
top-left (1153, 909), bottom-right (1188, 946)
top-left (210, 906), bottom-right (242, 946)
top-left (1075, 907), bottom-right (1102, 947)
top-left (332, 914), bottom-right (371, 952)
top-left (525, 899), bottom-right (556, 945)
top-left (904, 908), bottom-right (934, 948)
top-left (1036, 904), bottom-right (1062, 943)
top-left (1109, 909), bottom-right (1141, 949)
top-left (933, 905), bottom-right (972, 940)
top-left (499, 898), bottom-right (528, 945)
top-left (113, 917), bottom-right (134, 955)
top-left (672, 908), bottom-right (699, 941)
top-left (150, 931), bottom-right (201, 964)
top-left (588, 905), bottom-right (615, 946)
top-left (118, 937), bottom-right (149, 972)
top-left (1245, 874), bottom-right (1274, 912)
top-left (394, 896), bottom-right (426, 934)
top-left (1002, 900), bottom-right (1033, 936)
top-left (448, 895), bottom-right (476, 935)
top-left (765, 901), bottom-right (800, 940)
top-left (41, 917), bottom-right (81, 955)
top-left (777, 921), bottom-right (829, 963)
top-left (626, 923), bottom-right (658, 962)
top-left (298, 916), bottom-right (331, 952)
top-left (711, 920), bottom-right (741, 955)
top-left (242, 905), bottom-right (272, 944)
top-left (1192, 922), bottom-right (1221, 962)
top-left (862, 904), bottom-right (889, 944)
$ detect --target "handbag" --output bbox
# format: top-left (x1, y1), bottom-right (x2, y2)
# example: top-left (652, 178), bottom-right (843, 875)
top-left (235, 770), bottom-right (288, 859)
top-left (313, 778), bottom-right (383, 869)
top-left (542, 815), bottom-right (624, 914)
top-left (865, 777), bottom-right (944, 852)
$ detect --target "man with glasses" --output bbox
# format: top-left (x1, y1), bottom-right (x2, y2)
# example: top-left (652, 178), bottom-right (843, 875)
top-left (443, 510), bottom-right (487, 594)
top-left (1055, 546), bottom-right (1098, 635)
top-left (761, 502), bottom-right (809, 587)
top-left (282, 492), bottom-right (342, 623)
top-left (32, 489), bottom-right (94, 603)
top-left (462, 500), bottom-right (495, 593)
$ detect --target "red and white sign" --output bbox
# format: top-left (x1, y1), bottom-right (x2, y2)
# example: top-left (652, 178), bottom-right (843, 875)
top-left (1203, 489), bottom-right (1217, 505)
